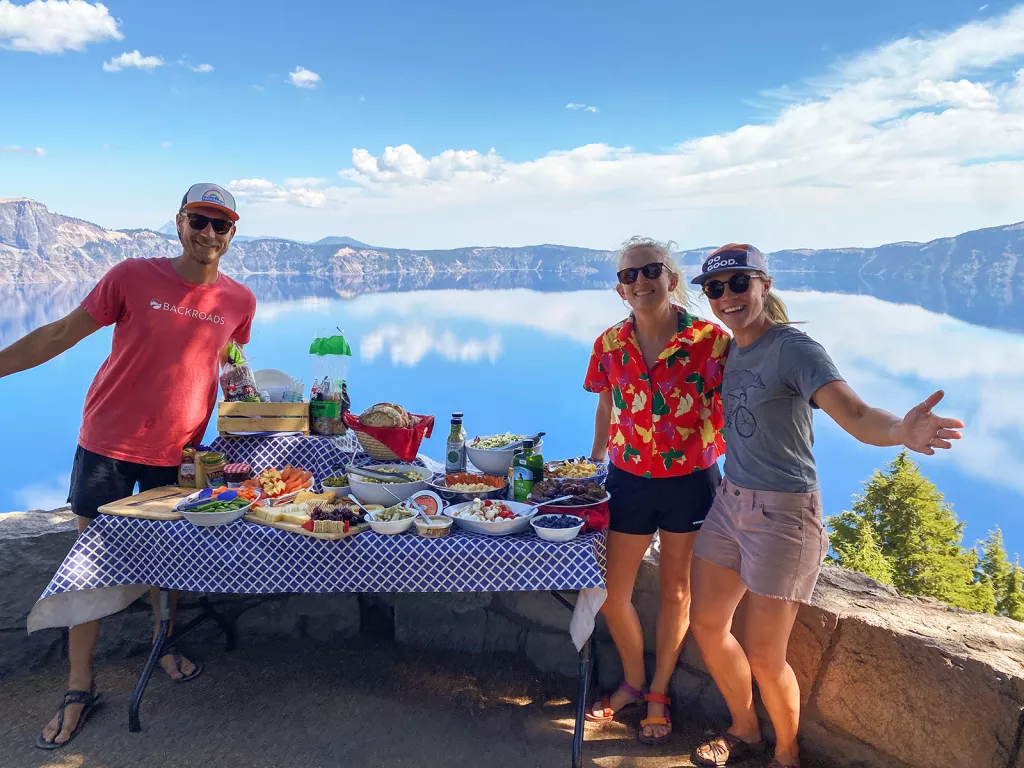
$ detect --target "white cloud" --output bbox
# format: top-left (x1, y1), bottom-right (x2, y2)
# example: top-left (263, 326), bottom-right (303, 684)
top-left (285, 177), bottom-right (328, 188)
top-left (288, 66), bottom-right (320, 89)
top-left (915, 78), bottom-right (996, 108)
top-left (214, 7), bottom-right (1024, 249)
top-left (192, 62), bottom-right (213, 73)
top-left (566, 102), bottom-right (599, 113)
top-left (1, 145), bottom-right (46, 157)
top-left (159, 141), bottom-right (172, 149)
top-left (344, 145), bottom-right (505, 187)
top-left (0, 0), bottom-right (121, 53)
top-left (228, 177), bottom-right (328, 208)
top-left (360, 324), bottom-right (503, 366)
top-left (359, 94), bottom-right (366, 102)
top-left (15, 472), bottom-right (71, 511)
top-left (103, 50), bottom-right (164, 72)
top-left (252, 84), bottom-right (264, 92)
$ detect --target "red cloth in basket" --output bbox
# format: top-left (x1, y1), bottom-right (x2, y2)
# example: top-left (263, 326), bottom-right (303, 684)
top-left (342, 412), bottom-right (435, 462)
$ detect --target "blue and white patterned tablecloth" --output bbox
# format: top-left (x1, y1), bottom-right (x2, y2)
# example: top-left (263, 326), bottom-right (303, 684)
top-left (209, 433), bottom-right (442, 483)
top-left (28, 516), bottom-right (607, 649)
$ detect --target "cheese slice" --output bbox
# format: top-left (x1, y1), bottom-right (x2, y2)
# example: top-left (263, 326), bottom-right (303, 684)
top-left (278, 505), bottom-right (312, 526)
top-left (252, 506), bottom-right (284, 523)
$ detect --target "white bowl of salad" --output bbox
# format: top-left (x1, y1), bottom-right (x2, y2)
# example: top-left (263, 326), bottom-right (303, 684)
top-left (466, 433), bottom-right (543, 476)
top-left (446, 499), bottom-right (537, 536)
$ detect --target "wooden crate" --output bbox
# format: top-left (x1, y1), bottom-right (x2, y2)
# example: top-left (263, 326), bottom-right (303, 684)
top-left (217, 401), bottom-right (310, 435)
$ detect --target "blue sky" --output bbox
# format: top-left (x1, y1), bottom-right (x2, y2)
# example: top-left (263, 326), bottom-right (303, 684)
top-left (2, 0), bottom-right (1024, 249)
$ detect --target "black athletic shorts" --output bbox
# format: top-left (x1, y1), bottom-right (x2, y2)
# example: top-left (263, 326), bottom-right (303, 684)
top-left (605, 462), bottom-right (721, 535)
top-left (67, 445), bottom-right (179, 519)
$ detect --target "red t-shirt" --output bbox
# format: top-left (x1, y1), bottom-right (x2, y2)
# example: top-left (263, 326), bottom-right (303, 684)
top-left (79, 258), bottom-right (256, 466)
top-left (584, 308), bottom-right (729, 479)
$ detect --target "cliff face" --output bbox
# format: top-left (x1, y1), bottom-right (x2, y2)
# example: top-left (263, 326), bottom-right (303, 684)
top-left (3, 198), bottom-right (1023, 331)
top-left (0, 199), bottom-right (616, 284)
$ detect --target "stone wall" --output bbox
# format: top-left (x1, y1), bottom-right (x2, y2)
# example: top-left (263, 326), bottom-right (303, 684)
top-left (4, 510), bottom-right (1024, 768)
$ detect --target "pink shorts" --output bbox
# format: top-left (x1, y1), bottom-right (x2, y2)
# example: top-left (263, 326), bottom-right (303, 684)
top-left (693, 477), bottom-right (829, 603)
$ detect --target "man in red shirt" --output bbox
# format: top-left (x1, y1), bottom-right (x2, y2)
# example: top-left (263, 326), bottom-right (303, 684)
top-left (0, 183), bottom-right (256, 749)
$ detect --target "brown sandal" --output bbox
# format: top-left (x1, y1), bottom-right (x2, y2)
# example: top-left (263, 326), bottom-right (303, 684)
top-left (767, 761), bottom-right (799, 768)
top-left (693, 731), bottom-right (767, 766)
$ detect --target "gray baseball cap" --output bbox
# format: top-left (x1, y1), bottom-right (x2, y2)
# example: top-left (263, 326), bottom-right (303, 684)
top-left (691, 243), bottom-right (768, 285)
top-left (180, 183), bottom-right (239, 222)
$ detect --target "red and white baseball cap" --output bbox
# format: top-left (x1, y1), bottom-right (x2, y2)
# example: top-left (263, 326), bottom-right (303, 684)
top-left (180, 183), bottom-right (239, 222)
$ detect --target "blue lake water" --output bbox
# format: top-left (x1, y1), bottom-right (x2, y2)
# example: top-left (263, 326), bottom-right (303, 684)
top-left (2, 275), bottom-right (1022, 556)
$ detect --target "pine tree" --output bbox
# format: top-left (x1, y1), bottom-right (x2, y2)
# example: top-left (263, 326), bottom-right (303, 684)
top-left (975, 528), bottom-right (1012, 617)
top-left (828, 451), bottom-right (991, 613)
top-left (998, 557), bottom-right (1024, 621)
top-left (978, 528), bottom-right (1012, 588)
top-left (831, 513), bottom-right (895, 585)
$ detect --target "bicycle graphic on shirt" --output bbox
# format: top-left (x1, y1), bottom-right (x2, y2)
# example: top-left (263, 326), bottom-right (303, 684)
top-left (724, 370), bottom-right (764, 439)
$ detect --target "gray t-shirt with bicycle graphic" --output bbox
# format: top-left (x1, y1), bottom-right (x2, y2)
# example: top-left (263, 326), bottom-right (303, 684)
top-left (721, 324), bottom-right (844, 493)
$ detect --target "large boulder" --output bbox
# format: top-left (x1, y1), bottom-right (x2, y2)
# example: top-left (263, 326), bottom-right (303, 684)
top-left (805, 567), bottom-right (1024, 768)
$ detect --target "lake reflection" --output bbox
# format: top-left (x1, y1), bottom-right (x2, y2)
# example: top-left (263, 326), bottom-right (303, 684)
top-left (1, 276), bottom-right (1021, 555)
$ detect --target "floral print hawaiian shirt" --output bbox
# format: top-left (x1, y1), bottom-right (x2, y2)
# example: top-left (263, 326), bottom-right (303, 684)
top-left (584, 308), bottom-right (730, 478)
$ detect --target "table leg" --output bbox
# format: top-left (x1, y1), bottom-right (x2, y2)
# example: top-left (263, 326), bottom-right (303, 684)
top-left (199, 596), bottom-right (237, 651)
top-left (128, 590), bottom-right (170, 732)
top-left (572, 637), bottom-right (593, 768)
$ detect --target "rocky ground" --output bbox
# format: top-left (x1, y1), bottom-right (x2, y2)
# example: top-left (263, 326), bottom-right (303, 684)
top-left (0, 635), bottom-right (815, 768)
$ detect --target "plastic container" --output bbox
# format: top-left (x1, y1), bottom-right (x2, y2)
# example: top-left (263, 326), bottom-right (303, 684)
top-left (201, 452), bottom-right (228, 489)
top-left (309, 334), bottom-right (353, 435)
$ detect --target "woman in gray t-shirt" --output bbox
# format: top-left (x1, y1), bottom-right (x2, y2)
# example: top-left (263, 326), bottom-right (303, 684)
top-left (686, 244), bottom-right (965, 768)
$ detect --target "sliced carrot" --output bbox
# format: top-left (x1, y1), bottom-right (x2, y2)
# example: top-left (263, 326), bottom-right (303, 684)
top-left (298, 470), bottom-right (313, 484)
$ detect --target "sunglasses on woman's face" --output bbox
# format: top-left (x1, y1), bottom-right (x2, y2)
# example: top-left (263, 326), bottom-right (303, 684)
top-left (185, 212), bottom-right (233, 235)
top-left (617, 262), bottom-right (666, 285)
top-left (702, 273), bottom-right (755, 300)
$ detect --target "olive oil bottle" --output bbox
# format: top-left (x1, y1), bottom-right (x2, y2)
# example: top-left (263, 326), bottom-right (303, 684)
top-left (512, 439), bottom-right (543, 502)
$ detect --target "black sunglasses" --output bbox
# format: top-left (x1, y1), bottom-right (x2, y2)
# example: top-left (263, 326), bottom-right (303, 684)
top-left (185, 212), bottom-right (233, 235)
top-left (702, 273), bottom-right (756, 300)
top-left (617, 262), bottom-right (667, 285)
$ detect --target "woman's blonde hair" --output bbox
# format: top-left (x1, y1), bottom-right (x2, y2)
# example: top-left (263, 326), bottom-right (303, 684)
top-left (757, 270), bottom-right (793, 324)
top-left (618, 236), bottom-right (691, 309)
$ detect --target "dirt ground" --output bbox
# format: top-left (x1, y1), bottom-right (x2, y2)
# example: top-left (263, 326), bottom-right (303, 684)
top-left (0, 636), bottom-right (792, 768)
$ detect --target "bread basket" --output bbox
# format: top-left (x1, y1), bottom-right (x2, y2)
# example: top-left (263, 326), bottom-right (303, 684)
top-left (343, 412), bottom-right (435, 462)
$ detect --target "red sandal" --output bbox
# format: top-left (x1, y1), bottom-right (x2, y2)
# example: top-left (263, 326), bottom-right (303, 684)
top-left (585, 680), bottom-right (644, 722)
top-left (638, 692), bottom-right (672, 745)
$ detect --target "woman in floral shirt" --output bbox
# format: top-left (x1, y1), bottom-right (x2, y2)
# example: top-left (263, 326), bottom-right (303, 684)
top-left (584, 236), bottom-right (730, 744)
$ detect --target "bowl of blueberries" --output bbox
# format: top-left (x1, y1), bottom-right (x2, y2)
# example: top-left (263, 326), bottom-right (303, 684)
top-left (531, 513), bottom-right (586, 542)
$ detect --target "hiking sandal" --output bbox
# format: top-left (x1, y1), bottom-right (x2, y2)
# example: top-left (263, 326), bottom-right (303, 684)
top-left (638, 692), bottom-right (672, 745)
top-left (693, 731), bottom-right (767, 766)
top-left (160, 642), bottom-right (204, 683)
top-left (35, 682), bottom-right (102, 750)
top-left (585, 680), bottom-right (644, 722)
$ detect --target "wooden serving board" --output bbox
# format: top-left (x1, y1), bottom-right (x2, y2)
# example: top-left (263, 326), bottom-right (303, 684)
top-left (244, 514), bottom-right (370, 540)
top-left (98, 485), bottom-right (192, 520)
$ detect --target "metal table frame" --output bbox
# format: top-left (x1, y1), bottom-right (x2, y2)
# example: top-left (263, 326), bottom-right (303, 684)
top-left (129, 589), bottom-right (597, 768)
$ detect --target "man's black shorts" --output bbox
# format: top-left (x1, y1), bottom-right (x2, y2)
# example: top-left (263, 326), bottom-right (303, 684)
top-left (605, 462), bottom-right (721, 535)
top-left (67, 445), bottom-right (179, 519)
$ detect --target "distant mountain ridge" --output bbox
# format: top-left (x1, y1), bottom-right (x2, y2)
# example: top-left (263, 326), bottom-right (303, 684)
top-left (1, 198), bottom-right (1022, 331)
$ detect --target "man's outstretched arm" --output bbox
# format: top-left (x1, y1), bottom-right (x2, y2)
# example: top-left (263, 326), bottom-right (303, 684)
top-left (0, 307), bottom-right (102, 378)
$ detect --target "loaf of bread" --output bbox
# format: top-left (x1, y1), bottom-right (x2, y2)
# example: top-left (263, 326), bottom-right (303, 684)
top-left (359, 403), bottom-right (407, 428)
